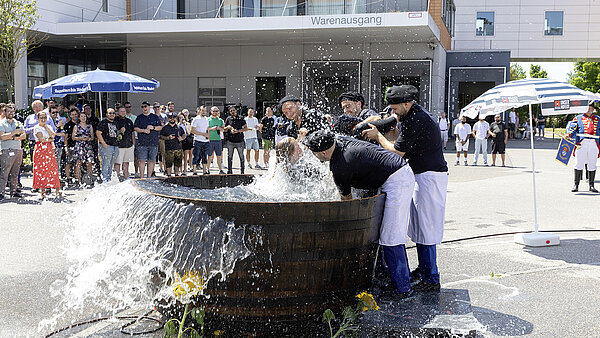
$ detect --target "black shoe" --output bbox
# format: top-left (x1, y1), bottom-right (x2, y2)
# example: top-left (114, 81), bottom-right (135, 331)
top-left (395, 289), bottom-right (415, 300)
top-left (591, 186), bottom-right (599, 193)
top-left (413, 281), bottom-right (441, 292)
top-left (589, 171), bottom-right (598, 193)
top-left (0, 195), bottom-right (4, 201)
top-left (409, 269), bottom-right (421, 284)
top-left (573, 169), bottom-right (583, 192)
top-left (572, 185), bottom-right (579, 192)
top-left (11, 192), bottom-right (23, 198)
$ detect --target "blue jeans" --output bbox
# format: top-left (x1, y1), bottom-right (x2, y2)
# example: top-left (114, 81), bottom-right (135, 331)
top-left (99, 145), bottom-right (119, 183)
top-left (416, 244), bottom-right (439, 284)
top-left (382, 245), bottom-right (411, 293)
top-left (192, 141), bottom-right (209, 165)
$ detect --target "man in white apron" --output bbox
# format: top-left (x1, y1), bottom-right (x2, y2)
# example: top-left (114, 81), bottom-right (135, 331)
top-left (362, 85), bottom-right (448, 292)
top-left (306, 130), bottom-right (416, 298)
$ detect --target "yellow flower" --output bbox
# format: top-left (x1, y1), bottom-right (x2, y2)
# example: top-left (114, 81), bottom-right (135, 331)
top-left (173, 284), bottom-right (187, 298)
top-left (171, 270), bottom-right (206, 300)
top-left (356, 291), bottom-right (379, 311)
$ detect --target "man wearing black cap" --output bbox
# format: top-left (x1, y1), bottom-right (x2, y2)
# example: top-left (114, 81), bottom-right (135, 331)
top-left (338, 91), bottom-right (378, 120)
top-left (306, 130), bottom-right (416, 298)
top-left (363, 85), bottom-right (448, 292)
top-left (566, 102), bottom-right (600, 193)
top-left (279, 94), bottom-right (330, 140)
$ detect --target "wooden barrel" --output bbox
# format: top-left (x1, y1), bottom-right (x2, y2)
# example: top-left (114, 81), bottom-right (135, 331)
top-left (135, 175), bottom-right (385, 336)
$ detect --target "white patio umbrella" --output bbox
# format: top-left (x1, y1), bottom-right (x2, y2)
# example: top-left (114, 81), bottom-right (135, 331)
top-left (460, 79), bottom-right (598, 247)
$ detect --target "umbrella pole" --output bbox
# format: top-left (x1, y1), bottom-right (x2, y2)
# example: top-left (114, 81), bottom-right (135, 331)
top-left (99, 92), bottom-right (103, 119)
top-left (514, 104), bottom-right (560, 247)
top-left (528, 104), bottom-right (539, 233)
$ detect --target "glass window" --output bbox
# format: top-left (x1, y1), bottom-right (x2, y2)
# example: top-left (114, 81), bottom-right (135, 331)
top-left (47, 63), bottom-right (66, 81)
top-left (476, 11), bottom-right (494, 36)
top-left (261, 0), bottom-right (297, 16)
top-left (545, 11), bottom-right (563, 36)
top-left (102, 0), bottom-right (108, 12)
top-left (27, 60), bottom-right (45, 78)
top-left (307, 0), bottom-right (345, 15)
top-left (198, 77), bottom-right (227, 111)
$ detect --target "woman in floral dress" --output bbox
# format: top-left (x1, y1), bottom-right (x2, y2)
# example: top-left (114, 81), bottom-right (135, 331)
top-left (72, 111), bottom-right (95, 188)
top-left (33, 111), bottom-right (61, 199)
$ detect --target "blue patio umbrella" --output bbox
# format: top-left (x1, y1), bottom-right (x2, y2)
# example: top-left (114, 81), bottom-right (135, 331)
top-left (33, 68), bottom-right (160, 117)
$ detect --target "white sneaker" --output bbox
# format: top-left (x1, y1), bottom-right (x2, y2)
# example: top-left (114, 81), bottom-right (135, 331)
top-left (255, 164), bottom-right (263, 169)
top-left (472, 162), bottom-right (478, 166)
top-left (464, 161), bottom-right (468, 166)
top-left (248, 163), bottom-right (253, 169)
top-left (455, 161), bottom-right (460, 166)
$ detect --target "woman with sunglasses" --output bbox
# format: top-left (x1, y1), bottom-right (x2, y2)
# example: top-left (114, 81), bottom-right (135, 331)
top-left (32, 111), bottom-right (61, 199)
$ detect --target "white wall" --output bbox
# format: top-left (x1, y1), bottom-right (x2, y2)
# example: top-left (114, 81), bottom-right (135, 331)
top-left (36, 0), bottom-right (127, 32)
top-left (453, 0), bottom-right (600, 60)
top-left (126, 42), bottom-right (443, 114)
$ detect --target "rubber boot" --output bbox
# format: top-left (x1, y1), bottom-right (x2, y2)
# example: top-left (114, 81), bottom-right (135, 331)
top-left (589, 170), bottom-right (598, 193)
top-left (572, 169), bottom-right (583, 192)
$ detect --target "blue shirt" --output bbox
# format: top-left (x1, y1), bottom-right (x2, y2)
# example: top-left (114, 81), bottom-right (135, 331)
top-left (134, 113), bottom-right (162, 147)
top-left (393, 103), bottom-right (448, 175)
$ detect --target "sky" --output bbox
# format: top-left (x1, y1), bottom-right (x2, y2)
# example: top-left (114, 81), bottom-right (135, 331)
top-left (512, 62), bottom-right (575, 82)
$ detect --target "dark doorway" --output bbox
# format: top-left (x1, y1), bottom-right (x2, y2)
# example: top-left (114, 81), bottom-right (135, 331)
top-left (457, 81), bottom-right (495, 113)
top-left (302, 61), bottom-right (360, 116)
top-left (380, 75), bottom-right (421, 109)
top-left (256, 77), bottom-right (286, 116)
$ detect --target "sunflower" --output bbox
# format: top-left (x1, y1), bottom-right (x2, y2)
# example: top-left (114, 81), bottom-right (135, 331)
top-left (356, 291), bottom-right (379, 311)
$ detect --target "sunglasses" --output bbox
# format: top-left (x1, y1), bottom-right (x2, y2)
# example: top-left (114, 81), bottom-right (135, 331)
top-left (154, 106), bottom-right (160, 109)
top-left (125, 106), bottom-right (132, 108)
top-left (141, 105), bottom-right (148, 108)
top-left (107, 111), bottom-right (116, 114)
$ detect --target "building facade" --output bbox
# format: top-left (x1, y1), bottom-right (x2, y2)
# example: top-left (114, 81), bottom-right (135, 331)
top-left (10, 1), bottom-right (599, 118)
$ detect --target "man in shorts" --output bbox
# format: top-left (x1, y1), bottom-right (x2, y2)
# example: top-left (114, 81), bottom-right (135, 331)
top-left (259, 107), bottom-right (276, 168)
top-left (207, 106), bottom-right (225, 174)
top-left (244, 108), bottom-right (261, 169)
top-left (114, 105), bottom-right (135, 180)
top-left (454, 115), bottom-right (471, 166)
top-left (488, 114), bottom-right (508, 166)
top-left (160, 113), bottom-right (185, 176)
top-left (133, 101), bottom-right (163, 178)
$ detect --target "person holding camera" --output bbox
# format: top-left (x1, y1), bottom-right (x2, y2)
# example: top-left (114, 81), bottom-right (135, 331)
top-left (0, 104), bottom-right (26, 200)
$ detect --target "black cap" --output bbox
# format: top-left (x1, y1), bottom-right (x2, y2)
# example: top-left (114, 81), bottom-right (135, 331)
top-left (385, 85), bottom-right (418, 104)
top-left (304, 130), bottom-right (336, 152)
top-left (338, 91), bottom-right (365, 107)
top-left (333, 114), bottom-right (362, 135)
top-left (141, 101), bottom-right (150, 106)
top-left (279, 94), bottom-right (302, 106)
top-left (168, 112), bottom-right (178, 118)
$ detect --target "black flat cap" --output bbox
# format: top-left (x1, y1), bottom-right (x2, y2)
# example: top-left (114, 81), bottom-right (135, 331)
top-left (279, 94), bottom-right (302, 106)
top-left (386, 85), bottom-right (419, 104)
top-left (338, 91), bottom-right (365, 107)
top-left (304, 130), bottom-right (336, 152)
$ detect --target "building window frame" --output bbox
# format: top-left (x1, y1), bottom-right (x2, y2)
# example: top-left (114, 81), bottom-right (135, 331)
top-left (102, 0), bottom-right (108, 12)
top-left (475, 11), bottom-right (494, 37)
top-left (544, 10), bottom-right (564, 36)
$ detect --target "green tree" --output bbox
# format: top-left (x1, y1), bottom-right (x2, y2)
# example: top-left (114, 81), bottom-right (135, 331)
top-left (569, 62), bottom-right (600, 92)
top-left (530, 64), bottom-right (548, 78)
top-left (0, 0), bottom-right (43, 101)
top-left (510, 64), bottom-right (526, 81)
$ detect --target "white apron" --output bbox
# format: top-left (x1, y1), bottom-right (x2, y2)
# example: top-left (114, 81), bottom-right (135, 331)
top-left (408, 171), bottom-right (449, 245)
top-left (378, 165), bottom-right (416, 246)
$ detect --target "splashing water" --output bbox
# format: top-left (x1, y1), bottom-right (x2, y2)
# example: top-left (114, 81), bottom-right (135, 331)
top-left (39, 182), bottom-right (254, 334)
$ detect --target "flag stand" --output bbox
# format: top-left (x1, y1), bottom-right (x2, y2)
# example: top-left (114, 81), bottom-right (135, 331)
top-left (514, 104), bottom-right (560, 247)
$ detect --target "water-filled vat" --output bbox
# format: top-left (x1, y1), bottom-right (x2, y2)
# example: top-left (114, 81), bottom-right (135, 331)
top-left (133, 175), bottom-right (385, 335)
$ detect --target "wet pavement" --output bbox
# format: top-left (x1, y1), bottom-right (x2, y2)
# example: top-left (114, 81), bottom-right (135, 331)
top-left (1, 138), bottom-right (599, 337)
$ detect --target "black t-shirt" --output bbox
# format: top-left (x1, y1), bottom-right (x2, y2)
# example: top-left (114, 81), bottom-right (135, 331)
top-left (224, 115), bottom-right (247, 143)
top-left (490, 121), bottom-right (507, 141)
top-left (115, 116), bottom-right (134, 148)
top-left (64, 121), bottom-right (77, 148)
top-left (330, 136), bottom-right (408, 196)
top-left (260, 116), bottom-right (276, 140)
top-left (160, 123), bottom-right (184, 150)
top-left (97, 118), bottom-right (119, 147)
top-left (87, 115), bottom-right (100, 131)
top-left (537, 115), bottom-right (546, 125)
top-left (393, 103), bottom-right (448, 175)
top-left (287, 109), bottom-right (330, 139)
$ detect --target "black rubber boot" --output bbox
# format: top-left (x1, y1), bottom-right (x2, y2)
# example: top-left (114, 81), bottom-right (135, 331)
top-left (572, 169), bottom-right (583, 192)
top-left (589, 170), bottom-right (598, 193)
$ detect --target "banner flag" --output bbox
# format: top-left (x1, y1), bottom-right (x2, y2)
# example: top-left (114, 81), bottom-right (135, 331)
top-left (556, 137), bottom-right (576, 166)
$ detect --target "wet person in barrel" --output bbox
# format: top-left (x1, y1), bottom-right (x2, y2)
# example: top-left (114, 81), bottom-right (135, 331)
top-left (362, 85), bottom-right (449, 293)
top-left (305, 130), bottom-right (416, 298)
top-left (278, 94), bottom-right (330, 141)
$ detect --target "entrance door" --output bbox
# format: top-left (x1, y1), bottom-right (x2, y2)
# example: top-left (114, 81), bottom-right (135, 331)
top-left (457, 81), bottom-right (495, 115)
top-left (256, 77), bottom-right (286, 116)
top-left (302, 61), bottom-right (360, 116)
top-left (370, 60), bottom-right (431, 112)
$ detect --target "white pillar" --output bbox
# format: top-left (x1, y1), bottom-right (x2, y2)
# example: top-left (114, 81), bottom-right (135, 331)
top-left (14, 47), bottom-right (28, 109)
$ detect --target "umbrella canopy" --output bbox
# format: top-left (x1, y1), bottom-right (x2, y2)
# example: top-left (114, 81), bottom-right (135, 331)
top-left (460, 78), bottom-right (595, 119)
top-left (32, 68), bottom-right (160, 99)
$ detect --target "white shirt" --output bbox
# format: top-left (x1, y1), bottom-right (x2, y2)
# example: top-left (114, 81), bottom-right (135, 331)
top-left (438, 117), bottom-right (449, 131)
top-left (33, 125), bottom-right (50, 142)
top-left (472, 120), bottom-right (490, 140)
top-left (509, 111), bottom-right (516, 123)
top-left (454, 123), bottom-right (471, 141)
top-left (243, 116), bottom-right (259, 139)
top-left (191, 116), bottom-right (209, 142)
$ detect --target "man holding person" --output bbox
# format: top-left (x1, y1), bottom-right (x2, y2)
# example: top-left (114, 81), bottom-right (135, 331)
top-left (244, 108), bottom-right (261, 169)
top-left (567, 102), bottom-right (600, 193)
top-left (114, 105), bottom-right (135, 180)
top-left (134, 101), bottom-right (163, 178)
top-left (207, 106), bottom-right (226, 175)
top-left (224, 106), bottom-right (248, 174)
top-left (472, 115), bottom-right (490, 166)
top-left (454, 115), bottom-right (471, 166)
top-left (488, 114), bottom-right (508, 167)
top-left (259, 107), bottom-right (276, 167)
top-left (0, 104), bottom-right (26, 200)
top-left (279, 95), bottom-right (330, 140)
top-left (160, 112), bottom-right (185, 176)
top-left (96, 108), bottom-right (120, 183)
top-left (306, 130), bottom-right (416, 298)
top-left (191, 106), bottom-right (210, 175)
top-left (362, 85), bottom-right (448, 292)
